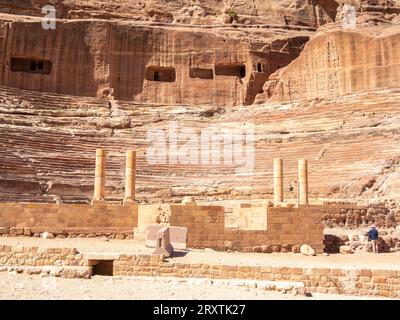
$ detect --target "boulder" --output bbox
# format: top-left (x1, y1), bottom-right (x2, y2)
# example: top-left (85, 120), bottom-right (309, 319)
top-left (271, 245), bottom-right (281, 253)
top-left (261, 245), bottom-right (272, 253)
top-left (339, 245), bottom-right (353, 254)
top-left (41, 232), bottom-right (54, 239)
top-left (300, 244), bottom-right (315, 256)
top-left (291, 244), bottom-right (301, 253)
top-left (281, 244), bottom-right (292, 253)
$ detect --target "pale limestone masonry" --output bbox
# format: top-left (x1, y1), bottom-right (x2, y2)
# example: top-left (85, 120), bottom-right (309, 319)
top-left (1, 244), bottom-right (399, 298)
top-left (231, 205), bottom-right (267, 230)
top-left (169, 204), bottom-right (324, 253)
top-left (92, 148), bottom-right (106, 203)
top-left (0, 203), bottom-right (138, 237)
top-left (298, 159), bottom-right (309, 205)
top-left (274, 158), bottom-right (284, 206)
top-left (124, 150), bottom-right (137, 204)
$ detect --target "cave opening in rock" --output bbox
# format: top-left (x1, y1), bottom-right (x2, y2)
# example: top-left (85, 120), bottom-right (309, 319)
top-left (11, 57), bottom-right (52, 74)
top-left (30, 61), bottom-right (36, 71)
top-left (257, 62), bottom-right (264, 73)
top-left (146, 66), bottom-right (176, 82)
top-left (91, 260), bottom-right (114, 276)
top-left (189, 67), bottom-right (214, 79)
top-left (215, 63), bottom-right (246, 78)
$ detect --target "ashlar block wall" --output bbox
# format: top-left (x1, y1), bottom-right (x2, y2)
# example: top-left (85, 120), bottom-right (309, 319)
top-left (0, 203), bottom-right (138, 235)
top-left (169, 204), bottom-right (324, 253)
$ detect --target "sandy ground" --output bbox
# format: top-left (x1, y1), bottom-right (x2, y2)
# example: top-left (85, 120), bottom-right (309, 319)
top-left (1, 237), bottom-right (400, 270)
top-left (0, 273), bottom-right (391, 300)
top-left (1, 237), bottom-right (398, 300)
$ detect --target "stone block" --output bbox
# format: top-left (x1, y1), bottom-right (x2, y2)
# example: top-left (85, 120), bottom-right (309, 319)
top-left (153, 227), bottom-right (173, 258)
top-left (372, 270), bottom-right (389, 277)
top-left (146, 224), bottom-right (187, 249)
top-left (10, 227), bottom-right (24, 236)
top-left (0, 227), bottom-right (10, 235)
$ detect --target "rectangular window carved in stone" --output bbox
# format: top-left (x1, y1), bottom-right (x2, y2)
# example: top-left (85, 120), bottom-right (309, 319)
top-left (215, 63), bottom-right (246, 78)
top-left (146, 66), bottom-right (176, 82)
top-left (11, 57), bottom-right (52, 74)
top-left (189, 67), bottom-right (214, 79)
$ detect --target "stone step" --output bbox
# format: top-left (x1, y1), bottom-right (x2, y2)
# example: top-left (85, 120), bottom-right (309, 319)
top-left (0, 265), bottom-right (91, 279)
top-left (116, 275), bottom-right (307, 295)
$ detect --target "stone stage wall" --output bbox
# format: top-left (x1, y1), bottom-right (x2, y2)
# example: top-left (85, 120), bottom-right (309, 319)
top-left (169, 204), bottom-right (324, 253)
top-left (0, 202), bottom-right (138, 237)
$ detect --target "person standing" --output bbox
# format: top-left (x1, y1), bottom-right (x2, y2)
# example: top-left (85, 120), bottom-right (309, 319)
top-left (367, 225), bottom-right (379, 253)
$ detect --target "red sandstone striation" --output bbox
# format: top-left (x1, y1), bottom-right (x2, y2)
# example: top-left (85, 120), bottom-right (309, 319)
top-left (0, 0), bottom-right (339, 27)
top-left (0, 0), bottom-right (399, 213)
top-left (1, 85), bottom-right (400, 207)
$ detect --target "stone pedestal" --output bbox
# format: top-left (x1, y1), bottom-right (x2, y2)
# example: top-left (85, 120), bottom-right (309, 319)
top-left (91, 148), bottom-right (106, 203)
top-left (273, 158), bottom-right (283, 206)
top-left (152, 226), bottom-right (173, 257)
top-left (298, 159), bottom-right (309, 205)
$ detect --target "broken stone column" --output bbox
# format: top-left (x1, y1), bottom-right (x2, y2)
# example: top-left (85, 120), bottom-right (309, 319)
top-left (124, 150), bottom-right (137, 204)
top-left (152, 226), bottom-right (174, 257)
top-left (274, 158), bottom-right (283, 205)
top-left (298, 159), bottom-right (309, 205)
top-left (92, 148), bottom-right (106, 203)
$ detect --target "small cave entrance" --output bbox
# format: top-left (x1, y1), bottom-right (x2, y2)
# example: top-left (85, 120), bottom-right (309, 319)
top-left (215, 63), bottom-right (246, 78)
top-left (256, 62), bottom-right (264, 73)
top-left (11, 57), bottom-right (52, 74)
top-left (91, 260), bottom-right (114, 276)
top-left (189, 67), bottom-right (214, 79)
top-left (146, 66), bottom-right (176, 82)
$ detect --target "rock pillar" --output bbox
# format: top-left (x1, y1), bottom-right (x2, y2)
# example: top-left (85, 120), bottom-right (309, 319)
top-left (124, 150), bottom-right (137, 204)
top-left (298, 159), bottom-right (309, 205)
top-left (92, 148), bottom-right (106, 203)
top-left (273, 158), bottom-right (283, 205)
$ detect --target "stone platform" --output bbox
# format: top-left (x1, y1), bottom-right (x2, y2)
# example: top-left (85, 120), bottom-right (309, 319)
top-left (0, 238), bottom-right (399, 299)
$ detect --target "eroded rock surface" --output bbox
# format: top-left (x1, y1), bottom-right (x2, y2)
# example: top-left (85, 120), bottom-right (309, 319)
top-left (0, 0), bottom-right (399, 210)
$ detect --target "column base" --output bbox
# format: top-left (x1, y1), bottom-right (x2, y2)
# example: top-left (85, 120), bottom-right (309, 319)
top-left (297, 203), bottom-right (310, 207)
top-left (91, 199), bottom-right (106, 205)
top-left (123, 199), bottom-right (138, 205)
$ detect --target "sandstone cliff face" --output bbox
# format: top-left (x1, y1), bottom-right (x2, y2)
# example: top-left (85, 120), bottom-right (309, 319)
top-left (0, 0), bottom-right (400, 210)
top-left (0, 15), bottom-right (310, 106)
top-left (255, 23), bottom-right (400, 103)
top-left (0, 0), bottom-right (338, 27)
